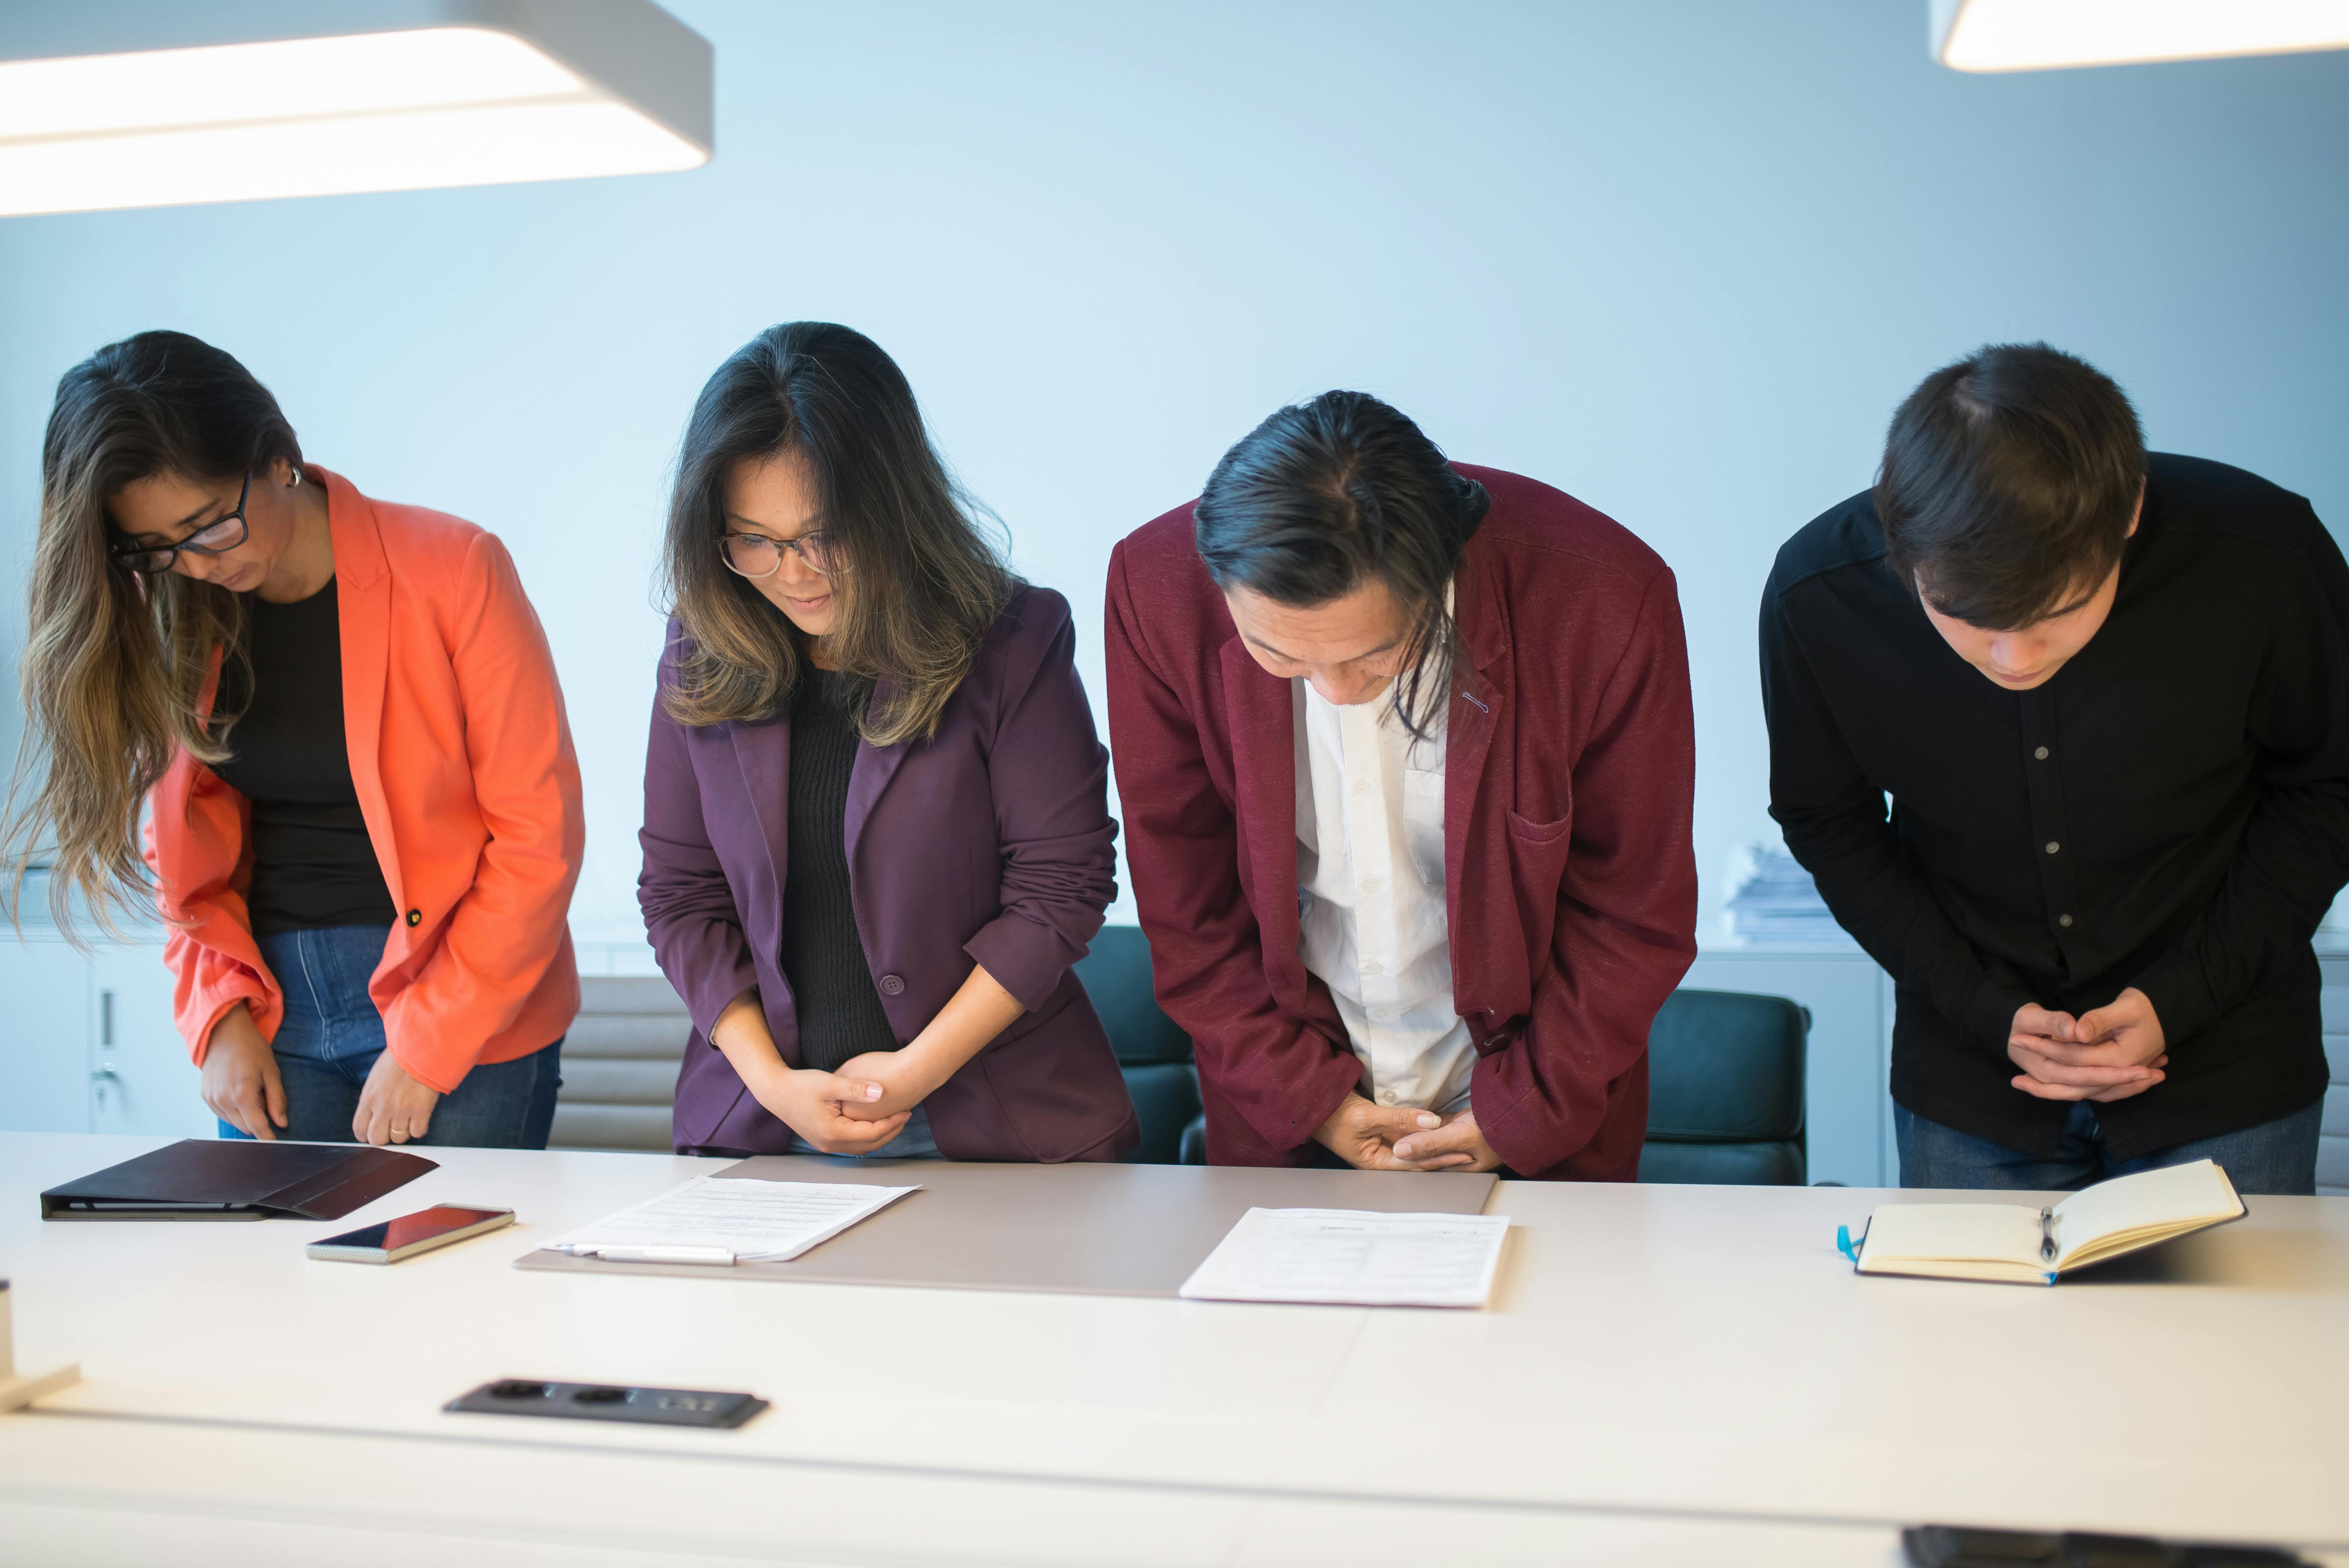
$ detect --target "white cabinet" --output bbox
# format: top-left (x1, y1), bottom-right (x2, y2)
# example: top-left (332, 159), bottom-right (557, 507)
top-left (1682, 946), bottom-right (1893, 1188)
top-left (0, 935), bottom-right (92, 1133)
top-left (87, 943), bottom-right (208, 1137)
top-left (0, 930), bottom-right (205, 1138)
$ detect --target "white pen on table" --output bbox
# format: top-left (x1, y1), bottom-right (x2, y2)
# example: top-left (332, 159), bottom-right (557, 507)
top-left (553, 1243), bottom-right (738, 1266)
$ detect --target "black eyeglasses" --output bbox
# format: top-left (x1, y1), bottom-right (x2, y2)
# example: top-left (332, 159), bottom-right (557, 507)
top-left (721, 529), bottom-right (839, 579)
top-left (109, 470), bottom-right (253, 576)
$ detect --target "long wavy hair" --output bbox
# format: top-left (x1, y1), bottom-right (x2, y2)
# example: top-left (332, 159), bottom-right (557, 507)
top-left (658, 322), bottom-right (1013, 745)
top-left (2, 331), bottom-right (300, 937)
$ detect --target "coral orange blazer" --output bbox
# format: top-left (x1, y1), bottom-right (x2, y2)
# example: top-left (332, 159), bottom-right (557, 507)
top-left (145, 468), bottom-right (583, 1093)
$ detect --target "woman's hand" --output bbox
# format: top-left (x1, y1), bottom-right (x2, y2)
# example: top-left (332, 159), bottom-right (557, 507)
top-left (200, 1003), bottom-right (285, 1139)
top-left (833, 963), bottom-right (1029, 1123)
top-left (749, 1063), bottom-right (909, 1154)
top-left (355, 1052), bottom-right (442, 1146)
top-left (833, 1049), bottom-right (948, 1121)
top-left (709, 990), bottom-right (903, 1152)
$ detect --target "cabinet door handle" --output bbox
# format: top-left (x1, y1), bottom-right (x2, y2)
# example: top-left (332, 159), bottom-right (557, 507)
top-left (100, 988), bottom-right (114, 1047)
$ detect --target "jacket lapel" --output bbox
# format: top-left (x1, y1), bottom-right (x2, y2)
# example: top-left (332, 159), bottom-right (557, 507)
top-left (1219, 638), bottom-right (1304, 997)
top-left (322, 468), bottom-right (402, 915)
top-left (843, 680), bottom-right (910, 869)
top-left (1445, 535), bottom-right (1511, 1025)
top-left (735, 711), bottom-right (792, 904)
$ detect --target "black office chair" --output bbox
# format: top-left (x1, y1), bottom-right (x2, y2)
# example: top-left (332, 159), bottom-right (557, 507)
top-left (1638, 988), bottom-right (1809, 1185)
top-left (1070, 925), bottom-right (1203, 1165)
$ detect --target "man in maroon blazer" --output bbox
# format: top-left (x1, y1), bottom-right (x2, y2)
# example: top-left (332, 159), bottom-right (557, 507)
top-left (1104, 392), bottom-right (1697, 1178)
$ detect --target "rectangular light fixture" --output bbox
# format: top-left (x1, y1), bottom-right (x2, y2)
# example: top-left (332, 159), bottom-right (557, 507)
top-left (1932, 0), bottom-right (2349, 72)
top-left (0, 0), bottom-right (711, 218)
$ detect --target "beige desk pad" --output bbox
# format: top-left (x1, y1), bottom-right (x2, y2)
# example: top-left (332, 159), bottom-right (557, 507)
top-left (515, 1157), bottom-right (1499, 1297)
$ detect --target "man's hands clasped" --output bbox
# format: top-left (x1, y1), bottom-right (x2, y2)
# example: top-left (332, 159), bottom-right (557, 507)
top-left (2007, 987), bottom-right (2168, 1103)
top-left (1313, 1093), bottom-right (1503, 1172)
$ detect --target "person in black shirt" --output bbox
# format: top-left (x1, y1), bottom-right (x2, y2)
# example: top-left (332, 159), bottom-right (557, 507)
top-left (1762, 342), bottom-right (2347, 1193)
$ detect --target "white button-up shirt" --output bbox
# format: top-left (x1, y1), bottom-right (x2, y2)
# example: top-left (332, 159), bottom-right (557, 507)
top-left (1294, 664), bottom-right (1474, 1114)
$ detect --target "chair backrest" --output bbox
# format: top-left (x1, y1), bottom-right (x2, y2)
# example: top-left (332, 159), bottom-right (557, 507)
top-left (1639, 988), bottom-right (1808, 1185)
top-left (1072, 924), bottom-right (1201, 1164)
top-left (548, 975), bottom-right (690, 1153)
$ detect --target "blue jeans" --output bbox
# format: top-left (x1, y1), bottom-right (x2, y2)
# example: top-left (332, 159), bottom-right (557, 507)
top-left (1895, 1099), bottom-right (2322, 1195)
top-left (786, 1102), bottom-right (943, 1160)
top-left (218, 924), bottom-right (562, 1149)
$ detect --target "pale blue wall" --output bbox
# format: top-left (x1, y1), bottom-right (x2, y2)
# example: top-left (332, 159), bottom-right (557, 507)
top-left (3, 0), bottom-right (2345, 947)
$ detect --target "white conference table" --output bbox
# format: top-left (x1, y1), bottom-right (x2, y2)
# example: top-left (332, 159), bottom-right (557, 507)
top-left (0, 1132), bottom-right (2343, 1566)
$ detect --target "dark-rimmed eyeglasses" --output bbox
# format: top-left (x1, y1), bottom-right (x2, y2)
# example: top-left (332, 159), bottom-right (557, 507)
top-left (109, 470), bottom-right (253, 576)
top-left (721, 529), bottom-right (839, 579)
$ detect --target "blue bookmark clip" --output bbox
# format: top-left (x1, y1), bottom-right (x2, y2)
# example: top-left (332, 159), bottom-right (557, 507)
top-left (1836, 1224), bottom-right (1862, 1265)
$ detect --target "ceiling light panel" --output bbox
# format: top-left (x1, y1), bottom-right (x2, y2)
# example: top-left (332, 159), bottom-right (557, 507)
top-left (1932, 0), bottom-right (2349, 72)
top-left (0, 0), bottom-right (711, 217)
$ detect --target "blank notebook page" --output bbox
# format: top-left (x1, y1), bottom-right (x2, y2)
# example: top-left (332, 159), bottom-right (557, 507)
top-left (1860, 1203), bottom-right (2048, 1269)
top-left (2051, 1157), bottom-right (2240, 1269)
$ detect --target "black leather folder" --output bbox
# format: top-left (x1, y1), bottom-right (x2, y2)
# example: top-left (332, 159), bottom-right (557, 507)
top-left (40, 1139), bottom-right (436, 1221)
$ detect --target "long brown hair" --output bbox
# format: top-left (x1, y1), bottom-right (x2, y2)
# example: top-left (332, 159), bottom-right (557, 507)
top-left (658, 322), bottom-right (1013, 745)
top-left (1, 331), bottom-right (300, 936)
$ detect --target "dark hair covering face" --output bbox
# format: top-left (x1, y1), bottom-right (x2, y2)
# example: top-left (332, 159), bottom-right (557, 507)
top-left (657, 321), bottom-right (1012, 746)
top-left (3, 330), bottom-right (301, 937)
top-left (1876, 341), bottom-right (2146, 631)
top-left (1193, 390), bottom-right (1487, 738)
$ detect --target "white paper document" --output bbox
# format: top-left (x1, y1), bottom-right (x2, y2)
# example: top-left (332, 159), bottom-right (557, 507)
top-left (539, 1177), bottom-right (920, 1265)
top-left (1178, 1207), bottom-right (1510, 1308)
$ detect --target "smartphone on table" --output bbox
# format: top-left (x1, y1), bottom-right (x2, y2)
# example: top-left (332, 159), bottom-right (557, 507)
top-left (308, 1206), bottom-right (514, 1264)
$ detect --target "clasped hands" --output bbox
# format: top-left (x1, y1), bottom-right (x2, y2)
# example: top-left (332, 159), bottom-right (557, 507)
top-left (2007, 987), bottom-right (2167, 1103)
top-left (1313, 1092), bottom-right (1503, 1172)
top-left (744, 1047), bottom-right (946, 1155)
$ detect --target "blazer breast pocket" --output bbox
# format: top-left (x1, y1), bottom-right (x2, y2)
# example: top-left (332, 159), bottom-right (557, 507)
top-left (1505, 808), bottom-right (1572, 847)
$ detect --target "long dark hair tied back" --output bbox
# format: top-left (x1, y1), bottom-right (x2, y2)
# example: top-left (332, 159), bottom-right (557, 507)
top-left (1193, 389), bottom-right (1486, 739)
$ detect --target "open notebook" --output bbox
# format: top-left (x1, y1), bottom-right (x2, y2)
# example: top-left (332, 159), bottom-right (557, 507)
top-left (1845, 1159), bottom-right (2245, 1285)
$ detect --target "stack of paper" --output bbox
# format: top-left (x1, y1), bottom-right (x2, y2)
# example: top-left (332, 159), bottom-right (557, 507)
top-left (1725, 842), bottom-right (1852, 947)
top-left (1178, 1207), bottom-right (1510, 1307)
top-left (538, 1177), bottom-right (919, 1265)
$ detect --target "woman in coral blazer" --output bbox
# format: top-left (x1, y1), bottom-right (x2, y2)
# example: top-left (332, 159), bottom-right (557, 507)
top-left (640, 322), bottom-right (1135, 1161)
top-left (4, 332), bottom-right (581, 1148)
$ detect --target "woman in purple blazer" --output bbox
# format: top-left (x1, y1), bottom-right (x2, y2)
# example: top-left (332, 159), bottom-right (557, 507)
top-left (639, 322), bottom-right (1138, 1161)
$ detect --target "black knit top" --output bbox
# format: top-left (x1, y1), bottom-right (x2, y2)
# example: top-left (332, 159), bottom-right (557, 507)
top-left (778, 669), bottom-right (901, 1072)
top-left (210, 579), bottom-right (398, 935)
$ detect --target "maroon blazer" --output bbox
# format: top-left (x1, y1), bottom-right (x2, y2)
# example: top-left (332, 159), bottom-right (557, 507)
top-left (640, 585), bottom-right (1139, 1161)
top-left (1104, 466), bottom-right (1697, 1178)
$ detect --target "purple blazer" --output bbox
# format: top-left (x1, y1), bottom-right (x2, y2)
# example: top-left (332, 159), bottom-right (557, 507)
top-left (639, 585), bottom-right (1139, 1161)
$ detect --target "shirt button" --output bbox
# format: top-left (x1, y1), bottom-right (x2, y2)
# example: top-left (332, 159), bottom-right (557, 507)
top-left (1361, 959), bottom-right (1382, 975)
top-left (1378, 1088), bottom-right (1398, 1105)
top-left (1359, 877), bottom-right (1380, 895)
top-left (2045, 841), bottom-right (2060, 855)
top-left (2059, 914), bottom-right (2074, 928)
top-left (1351, 778), bottom-right (1372, 796)
top-left (2034, 747), bottom-right (2050, 761)
top-left (878, 974), bottom-right (906, 996)
top-left (1370, 1006), bottom-right (1392, 1022)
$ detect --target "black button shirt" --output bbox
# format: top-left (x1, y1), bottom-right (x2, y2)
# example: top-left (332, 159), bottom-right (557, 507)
top-left (1761, 454), bottom-right (2348, 1160)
